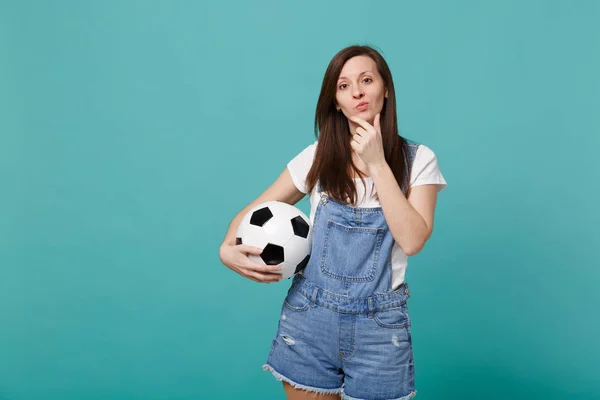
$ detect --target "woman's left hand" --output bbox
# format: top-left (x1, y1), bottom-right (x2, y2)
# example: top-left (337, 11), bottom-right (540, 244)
top-left (349, 113), bottom-right (386, 170)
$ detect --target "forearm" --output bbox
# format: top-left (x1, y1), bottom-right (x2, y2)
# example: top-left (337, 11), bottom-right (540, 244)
top-left (368, 162), bottom-right (429, 255)
top-left (220, 208), bottom-right (249, 249)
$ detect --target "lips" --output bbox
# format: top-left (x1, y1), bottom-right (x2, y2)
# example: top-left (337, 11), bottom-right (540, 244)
top-left (355, 102), bottom-right (369, 110)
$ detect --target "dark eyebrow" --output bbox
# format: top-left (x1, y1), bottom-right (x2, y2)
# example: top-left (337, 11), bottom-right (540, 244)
top-left (338, 71), bottom-right (372, 81)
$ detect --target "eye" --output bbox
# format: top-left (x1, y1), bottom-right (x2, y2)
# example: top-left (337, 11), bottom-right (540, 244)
top-left (363, 77), bottom-right (373, 83)
top-left (338, 83), bottom-right (348, 90)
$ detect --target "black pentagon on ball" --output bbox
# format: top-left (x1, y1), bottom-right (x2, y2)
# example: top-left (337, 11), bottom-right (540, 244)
top-left (236, 237), bottom-right (243, 245)
top-left (294, 254), bottom-right (310, 274)
top-left (250, 207), bottom-right (273, 227)
top-left (260, 243), bottom-right (285, 265)
top-left (291, 216), bottom-right (309, 238)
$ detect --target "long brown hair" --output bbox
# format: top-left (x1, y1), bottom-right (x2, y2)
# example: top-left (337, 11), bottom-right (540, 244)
top-left (305, 45), bottom-right (414, 204)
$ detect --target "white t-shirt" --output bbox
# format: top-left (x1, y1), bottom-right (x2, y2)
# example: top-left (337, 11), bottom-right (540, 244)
top-left (287, 141), bottom-right (447, 289)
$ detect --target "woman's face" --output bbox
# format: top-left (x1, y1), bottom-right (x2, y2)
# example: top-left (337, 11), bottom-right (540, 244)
top-left (335, 55), bottom-right (388, 133)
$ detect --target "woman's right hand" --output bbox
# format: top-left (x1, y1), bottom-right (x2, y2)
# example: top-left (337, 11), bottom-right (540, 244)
top-left (219, 244), bottom-right (283, 283)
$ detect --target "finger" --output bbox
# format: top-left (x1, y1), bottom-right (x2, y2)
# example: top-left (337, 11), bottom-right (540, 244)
top-left (231, 266), bottom-right (260, 282)
top-left (349, 116), bottom-right (373, 131)
top-left (233, 266), bottom-right (278, 283)
top-left (243, 273), bottom-right (261, 283)
top-left (244, 275), bottom-right (262, 283)
top-left (355, 127), bottom-right (368, 136)
top-left (262, 272), bottom-right (284, 282)
top-left (374, 113), bottom-right (381, 132)
top-left (237, 244), bottom-right (263, 255)
top-left (244, 261), bottom-right (282, 273)
top-left (246, 270), bottom-right (283, 283)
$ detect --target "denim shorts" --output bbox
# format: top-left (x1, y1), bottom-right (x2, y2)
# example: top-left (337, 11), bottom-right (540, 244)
top-left (263, 275), bottom-right (417, 400)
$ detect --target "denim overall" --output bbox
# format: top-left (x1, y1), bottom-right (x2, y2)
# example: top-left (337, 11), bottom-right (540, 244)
top-left (264, 143), bottom-right (419, 400)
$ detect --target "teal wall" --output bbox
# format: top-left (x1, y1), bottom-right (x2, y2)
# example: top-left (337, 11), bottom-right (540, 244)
top-left (1, 1), bottom-right (598, 399)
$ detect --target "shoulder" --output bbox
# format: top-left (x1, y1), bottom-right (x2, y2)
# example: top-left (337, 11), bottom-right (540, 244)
top-left (293, 140), bottom-right (318, 162)
top-left (287, 140), bottom-right (318, 194)
top-left (401, 136), bottom-right (438, 163)
top-left (287, 140), bottom-right (318, 172)
top-left (407, 142), bottom-right (447, 191)
top-left (414, 143), bottom-right (437, 162)
top-left (402, 138), bottom-right (420, 159)
top-left (299, 140), bottom-right (318, 153)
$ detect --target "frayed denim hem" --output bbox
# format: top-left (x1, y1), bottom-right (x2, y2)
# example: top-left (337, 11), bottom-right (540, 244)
top-left (342, 390), bottom-right (417, 400)
top-left (262, 364), bottom-right (343, 396)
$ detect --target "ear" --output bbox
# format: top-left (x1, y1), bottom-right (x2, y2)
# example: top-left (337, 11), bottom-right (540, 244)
top-left (385, 89), bottom-right (388, 98)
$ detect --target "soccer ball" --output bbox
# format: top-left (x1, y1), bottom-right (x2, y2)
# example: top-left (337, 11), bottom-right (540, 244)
top-left (236, 201), bottom-right (312, 280)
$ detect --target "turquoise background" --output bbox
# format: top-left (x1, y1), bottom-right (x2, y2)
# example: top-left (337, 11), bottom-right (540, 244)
top-left (1, 1), bottom-right (598, 399)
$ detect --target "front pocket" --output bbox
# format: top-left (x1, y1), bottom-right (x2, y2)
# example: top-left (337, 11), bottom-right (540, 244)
top-left (320, 220), bottom-right (384, 282)
top-left (373, 304), bottom-right (410, 328)
top-left (283, 289), bottom-right (311, 312)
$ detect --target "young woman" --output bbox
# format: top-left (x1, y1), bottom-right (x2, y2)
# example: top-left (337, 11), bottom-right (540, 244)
top-left (219, 45), bottom-right (447, 400)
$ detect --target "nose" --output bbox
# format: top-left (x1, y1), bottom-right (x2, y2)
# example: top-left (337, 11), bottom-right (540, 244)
top-left (352, 85), bottom-right (364, 99)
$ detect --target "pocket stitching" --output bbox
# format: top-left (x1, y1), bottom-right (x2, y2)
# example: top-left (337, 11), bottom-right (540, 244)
top-left (283, 292), bottom-right (311, 312)
top-left (320, 220), bottom-right (384, 282)
top-left (373, 306), bottom-right (410, 328)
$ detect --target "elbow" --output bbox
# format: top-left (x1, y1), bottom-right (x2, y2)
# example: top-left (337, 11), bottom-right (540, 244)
top-left (404, 244), bottom-right (423, 257)
top-left (396, 224), bottom-right (432, 256)
top-left (403, 236), bottom-right (429, 256)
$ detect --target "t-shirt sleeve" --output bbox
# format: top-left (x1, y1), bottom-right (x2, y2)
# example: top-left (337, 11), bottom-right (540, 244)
top-left (410, 144), bottom-right (447, 192)
top-left (286, 141), bottom-right (317, 194)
